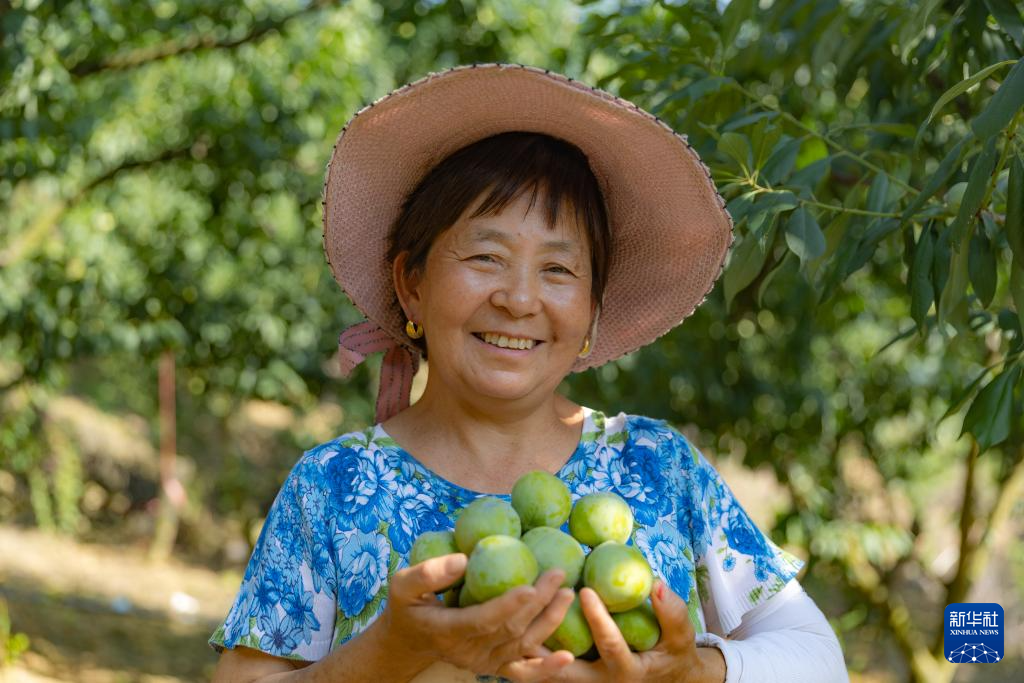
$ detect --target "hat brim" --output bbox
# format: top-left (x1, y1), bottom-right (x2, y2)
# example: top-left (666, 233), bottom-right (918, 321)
top-left (323, 63), bottom-right (734, 373)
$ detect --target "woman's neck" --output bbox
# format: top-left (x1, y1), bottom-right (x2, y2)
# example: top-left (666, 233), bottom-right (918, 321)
top-left (381, 388), bottom-right (585, 493)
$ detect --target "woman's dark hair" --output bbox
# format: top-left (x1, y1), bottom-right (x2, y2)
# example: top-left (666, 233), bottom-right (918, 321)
top-left (386, 131), bottom-right (612, 359)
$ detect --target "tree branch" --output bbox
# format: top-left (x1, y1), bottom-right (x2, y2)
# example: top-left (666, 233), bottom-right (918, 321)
top-left (0, 145), bottom-right (194, 268)
top-left (942, 438), bottom-right (981, 610)
top-left (933, 438), bottom-right (1024, 658)
top-left (843, 561), bottom-right (953, 683)
top-left (69, 0), bottom-right (335, 78)
top-left (727, 80), bottom-right (920, 197)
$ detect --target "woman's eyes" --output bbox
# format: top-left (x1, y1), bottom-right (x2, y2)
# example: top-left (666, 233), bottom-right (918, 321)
top-left (470, 255), bottom-right (573, 275)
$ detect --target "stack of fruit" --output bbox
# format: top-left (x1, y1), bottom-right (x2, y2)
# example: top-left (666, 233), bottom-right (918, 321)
top-left (408, 471), bottom-right (661, 657)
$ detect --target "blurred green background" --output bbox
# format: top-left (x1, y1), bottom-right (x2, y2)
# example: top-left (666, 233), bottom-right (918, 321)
top-left (2, 0), bottom-right (1023, 681)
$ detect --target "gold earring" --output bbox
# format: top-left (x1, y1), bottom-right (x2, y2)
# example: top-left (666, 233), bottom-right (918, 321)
top-left (578, 337), bottom-right (590, 357)
top-left (405, 320), bottom-right (424, 339)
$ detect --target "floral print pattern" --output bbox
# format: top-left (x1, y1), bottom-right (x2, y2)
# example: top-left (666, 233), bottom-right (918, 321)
top-left (210, 408), bottom-right (804, 673)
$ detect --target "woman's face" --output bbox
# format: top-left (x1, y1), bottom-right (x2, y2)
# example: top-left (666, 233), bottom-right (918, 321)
top-left (395, 188), bottom-right (597, 406)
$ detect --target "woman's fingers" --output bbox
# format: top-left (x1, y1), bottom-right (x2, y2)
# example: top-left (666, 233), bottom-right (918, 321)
top-left (390, 553), bottom-right (468, 604)
top-left (462, 569), bottom-right (567, 639)
top-left (500, 570), bottom-right (567, 640)
top-left (498, 650), bottom-right (575, 683)
top-left (516, 587), bottom-right (576, 655)
top-left (578, 587), bottom-right (634, 670)
top-left (649, 579), bottom-right (695, 651)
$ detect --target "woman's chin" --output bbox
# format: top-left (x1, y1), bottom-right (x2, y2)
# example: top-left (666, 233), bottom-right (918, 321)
top-left (473, 382), bottom-right (538, 402)
top-left (467, 374), bottom-right (551, 402)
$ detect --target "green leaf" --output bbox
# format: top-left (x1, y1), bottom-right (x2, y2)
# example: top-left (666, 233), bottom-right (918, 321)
top-left (932, 225), bottom-right (953, 304)
top-left (723, 215), bottom-right (777, 312)
top-left (748, 190), bottom-right (799, 220)
top-left (652, 76), bottom-right (734, 115)
top-left (726, 191), bottom-right (759, 225)
top-left (898, 0), bottom-right (945, 62)
top-left (790, 156), bottom-right (831, 193)
top-left (847, 218), bottom-right (901, 275)
top-left (1012, 257), bottom-right (1024, 317)
top-left (750, 119), bottom-right (783, 172)
top-left (915, 60), bottom-right (1015, 147)
top-left (902, 216), bottom-right (918, 271)
top-left (997, 307), bottom-right (1024, 337)
top-left (817, 223), bottom-right (865, 304)
top-left (983, 0), bottom-right (1024, 54)
top-left (832, 121), bottom-right (918, 139)
top-left (971, 58), bottom-right (1024, 141)
top-left (719, 132), bottom-right (753, 172)
top-left (806, 212), bottom-right (850, 282)
top-left (866, 172), bottom-right (892, 214)
top-left (960, 363), bottom-right (1022, 451)
top-left (941, 357), bottom-right (1009, 423)
top-left (784, 207), bottom-right (826, 264)
top-left (870, 123), bottom-right (920, 139)
top-left (757, 250), bottom-right (796, 308)
top-left (939, 224), bottom-right (975, 330)
top-left (1007, 155), bottom-right (1024, 261)
top-left (760, 136), bottom-right (803, 185)
top-left (951, 135), bottom-right (1000, 248)
top-left (721, 0), bottom-right (758, 49)
top-left (900, 135), bottom-right (972, 229)
top-left (911, 225), bottom-right (936, 331)
top-left (968, 229), bottom-right (997, 308)
top-left (720, 111), bottom-right (779, 133)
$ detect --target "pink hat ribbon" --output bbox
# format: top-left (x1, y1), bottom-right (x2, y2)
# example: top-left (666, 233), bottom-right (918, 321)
top-left (337, 321), bottom-right (421, 424)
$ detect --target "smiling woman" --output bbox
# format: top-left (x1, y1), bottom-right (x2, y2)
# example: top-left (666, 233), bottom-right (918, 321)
top-left (208, 64), bottom-right (849, 683)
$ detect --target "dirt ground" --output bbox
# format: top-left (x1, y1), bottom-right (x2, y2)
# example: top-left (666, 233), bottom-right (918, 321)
top-left (0, 525), bottom-right (236, 682)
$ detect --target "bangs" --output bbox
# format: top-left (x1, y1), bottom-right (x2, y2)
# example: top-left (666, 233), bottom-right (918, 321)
top-left (465, 133), bottom-right (607, 241)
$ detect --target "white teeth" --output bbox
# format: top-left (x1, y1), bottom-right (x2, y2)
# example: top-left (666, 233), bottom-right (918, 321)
top-left (481, 332), bottom-right (535, 349)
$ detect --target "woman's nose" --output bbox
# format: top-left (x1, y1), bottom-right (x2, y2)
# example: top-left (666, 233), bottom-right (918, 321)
top-left (490, 266), bottom-right (542, 316)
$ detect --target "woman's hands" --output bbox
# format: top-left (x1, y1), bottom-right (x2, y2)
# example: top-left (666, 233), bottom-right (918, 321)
top-left (377, 553), bottom-right (578, 680)
top-left (537, 579), bottom-right (726, 683)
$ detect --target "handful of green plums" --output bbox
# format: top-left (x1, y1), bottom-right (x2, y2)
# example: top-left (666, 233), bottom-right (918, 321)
top-left (407, 471), bottom-right (661, 658)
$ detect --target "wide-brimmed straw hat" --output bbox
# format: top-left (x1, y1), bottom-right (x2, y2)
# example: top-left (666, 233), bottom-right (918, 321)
top-left (323, 63), bottom-right (734, 424)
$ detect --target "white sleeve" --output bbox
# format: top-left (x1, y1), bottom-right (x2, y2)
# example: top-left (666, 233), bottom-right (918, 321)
top-left (695, 579), bottom-right (849, 683)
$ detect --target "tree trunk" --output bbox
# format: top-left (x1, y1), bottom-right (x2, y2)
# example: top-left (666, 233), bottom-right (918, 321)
top-left (148, 349), bottom-right (186, 561)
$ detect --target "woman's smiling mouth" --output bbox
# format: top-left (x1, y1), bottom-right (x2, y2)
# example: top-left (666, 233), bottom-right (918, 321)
top-left (472, 332), bottom-right (543, 351)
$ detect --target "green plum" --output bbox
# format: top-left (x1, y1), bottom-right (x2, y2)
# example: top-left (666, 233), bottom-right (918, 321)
top-left (569, 492), bottom-right (634, 547)
top-left (611, 600), bottom-right (661, 651)
top-left (410, 530), bottom-right (459, 565)
top-left (465, 535), bottom-right (539, 602)
top-left (511, 470), bottom-right (572, 530)
top-left (454, 497), bottom-right (522, 555)
top-left (583, 542), bottom-right (653, 613)
top-left (543, 593), bottom-right (594, 657)
top-left (522, 527), bottom-right (585, 589)
top-left (409, 529), bottom-right (463, 591)
top-left (458, 585), bottom-right (480, 608)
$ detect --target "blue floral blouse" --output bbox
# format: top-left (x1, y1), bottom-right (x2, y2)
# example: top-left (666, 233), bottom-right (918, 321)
top-left (209, 407), bottom-right (804, 670)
